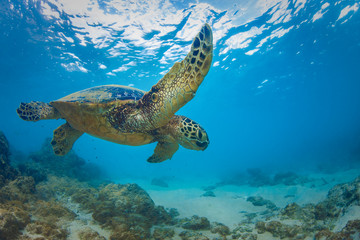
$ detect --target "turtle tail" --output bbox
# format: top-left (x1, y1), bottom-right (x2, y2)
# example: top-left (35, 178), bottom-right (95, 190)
top-left (17, 101), bottom-right (61, 122)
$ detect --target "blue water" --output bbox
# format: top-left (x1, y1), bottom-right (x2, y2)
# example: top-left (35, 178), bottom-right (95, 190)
top-left (1, 0), bottom-right (360, 181)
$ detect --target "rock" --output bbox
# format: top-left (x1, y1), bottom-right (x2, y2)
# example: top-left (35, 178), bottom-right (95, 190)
top-left (25, 221), bottom-right (68, 240)
top-left (0, 176), bottom-right (36, 202)
top-left (281, 203), bottom-right (315, 221)
top-left (315, 220), bottom-right (360, 240)
top-left (326, 176), bottom-right (360, 208)
top-left (247, 196), bottom-right (277, 210)
top-left (168, 208), bottom-right (180, 218)
top-left (151, 178), bottom-right (169, 188)
top-left (33, 200), bottom-right (76, 223)
top-left (95, 183), bottom-right (171, 225)
top-left (314, 201), bottom-right (340, 220)
top-left (0, 207), bottom-right (30, 240)
top-left (201, 190), bottom-right (216, 197)
top-left (256, 220), bottom-right (302, 239)
top-left (78, 227), bottom-right (106, 240)
top-left (152, 227), bottom-right (175, 240)
top-left (110, 224), bottom-right (147, 240)
top-left (210, 222), bottom-right (230, 236)
top-left (0, 131), bottom-right (18, 187)
top-left (178, 231), bottom-right (210, 240)
top-left (17, 162), bottom-right (47, 183)
top-left (237, 233), bottom-right (258, 240)
top-left (181, 215), bottom-right (210, 230)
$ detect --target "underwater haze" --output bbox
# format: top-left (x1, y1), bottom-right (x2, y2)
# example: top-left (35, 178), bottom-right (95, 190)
top-left (1, 0), bottom-right (360, 181)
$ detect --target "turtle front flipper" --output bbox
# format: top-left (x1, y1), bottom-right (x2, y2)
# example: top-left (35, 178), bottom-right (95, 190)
top-left (51, 122), bottom-right (83, 156)
top-left (147, 142), bottom-right (179, 163)
top-left (138, 24), bottom-right (213, 130)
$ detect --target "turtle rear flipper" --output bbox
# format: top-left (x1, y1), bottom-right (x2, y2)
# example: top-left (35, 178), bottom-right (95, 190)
top-left (17, 101), bottom-right (61, 122)
top-left (52, 122), bottom-right (83, 156)
top-left (147, 142), bottom-right (179, 163)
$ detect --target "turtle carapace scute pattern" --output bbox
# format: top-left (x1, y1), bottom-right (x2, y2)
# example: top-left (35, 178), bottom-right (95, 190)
top-left (16, 23), bottom-right (213, 163)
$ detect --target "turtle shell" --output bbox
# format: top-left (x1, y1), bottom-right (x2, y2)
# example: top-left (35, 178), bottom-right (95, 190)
top-left (57, 84), bottom-right (145, 103)
top-left (50, 85), bottom-right (153, 146)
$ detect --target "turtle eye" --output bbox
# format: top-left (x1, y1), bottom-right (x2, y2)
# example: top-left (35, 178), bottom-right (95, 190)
top-left (151, 93), bottom-right (158, 102)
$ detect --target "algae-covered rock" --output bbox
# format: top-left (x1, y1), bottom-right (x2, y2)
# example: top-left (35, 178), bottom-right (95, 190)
top-left (110, 224), bottom-right (148, 240)
top-left (0, 131), bottom-right (18, 187)
top-left (0, 205), bottom-right (30, 240)
top-left (37, 177), bottom-right (174, 239)
top-left (178, 230), bottom-right (210, 240)
top-left (237, 233), bottom-right (258, 240)
top-left (78, 227), bottom-right (106, 240)
top-left (312, 177), bottom-right (360, 222)
top-left (25, 221), bottom-right (68, 240)
top-left (17, 162), bottom-right (47, 183)
top-left (281, 202), bottom-right (316, 223)
top-left (247, 196), bottom-right (277, 210)
top-left (0, 176), bottom-right (36, 202)
top-left (256, 220), bottom-right (302, 239)
top-left (152, 227), bottom-right (175, 240)
top-left (0, 210), bottom-right (22, 240)
top-left (315, 219), bottom-right (360, 240)
top-left (326, 176), bottom-right (360, 208)
top-left (210, 222), bottom-right (230, 236)
top-left (32, 200), bottom-right (76, 223)
top-left (181, 215), bottom-right (211, 230)
top-left (95, 183), bottom-right (172, 226)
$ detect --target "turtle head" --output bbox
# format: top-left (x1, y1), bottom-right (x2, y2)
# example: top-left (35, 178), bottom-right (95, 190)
top-left (172, 116), bottom-right (209, 151)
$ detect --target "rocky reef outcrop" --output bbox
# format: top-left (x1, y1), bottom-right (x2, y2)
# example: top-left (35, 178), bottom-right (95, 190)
top-left (17, 138), bottom-right (103, 184)
top-left (0, 131), bottom-right (18, 187)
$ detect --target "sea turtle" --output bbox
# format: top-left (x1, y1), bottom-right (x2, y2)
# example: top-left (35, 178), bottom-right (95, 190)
top-left (16, 23), bottom-right (213, 163)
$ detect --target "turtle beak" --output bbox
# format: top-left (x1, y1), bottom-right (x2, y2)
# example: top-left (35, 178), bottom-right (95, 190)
top-left (196, 140), bottom-right (209, 150)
